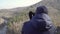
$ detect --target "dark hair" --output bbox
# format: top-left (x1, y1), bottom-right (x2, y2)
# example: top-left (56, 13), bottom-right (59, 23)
top-left (29, 11), bottom-right (35, 20)
top-left (36, 6), bottom-right (48, 14)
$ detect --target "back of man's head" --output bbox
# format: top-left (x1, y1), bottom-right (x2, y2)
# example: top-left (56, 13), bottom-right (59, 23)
top-left (36, 6), bottom-right (48, 14)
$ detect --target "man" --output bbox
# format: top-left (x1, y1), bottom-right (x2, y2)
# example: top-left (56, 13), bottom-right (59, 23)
top-left (21, 11), bottom-right (35, 34)
top-left (22, 6), bottom-right (56, 34)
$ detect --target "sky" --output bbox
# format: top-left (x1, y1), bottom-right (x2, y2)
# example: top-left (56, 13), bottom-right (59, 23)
top-left (0, 0), bottom-right (42, 9)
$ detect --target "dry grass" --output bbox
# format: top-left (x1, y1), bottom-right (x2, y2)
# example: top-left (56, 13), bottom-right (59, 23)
top-left (6, 12), bottom-right (29, 34)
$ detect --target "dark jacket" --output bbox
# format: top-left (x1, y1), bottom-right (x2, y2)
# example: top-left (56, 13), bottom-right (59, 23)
top-left (22, 14), bottom-right (46, 34)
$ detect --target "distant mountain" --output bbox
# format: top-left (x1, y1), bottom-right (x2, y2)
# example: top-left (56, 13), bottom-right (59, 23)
top-left (0, 7), bottom-right (28, 17)
top-left (0, 7), bottom-right (27, 12)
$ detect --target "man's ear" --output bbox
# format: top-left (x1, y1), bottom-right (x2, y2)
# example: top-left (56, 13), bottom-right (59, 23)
top-left (29, 11), bottom-right (35, 20)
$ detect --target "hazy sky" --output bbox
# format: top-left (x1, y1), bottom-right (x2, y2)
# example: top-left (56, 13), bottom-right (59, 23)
top-left (0, 0), bottom-right (42, 9)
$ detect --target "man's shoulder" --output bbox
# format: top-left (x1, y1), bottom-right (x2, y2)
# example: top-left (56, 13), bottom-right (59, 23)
top-left (23, 21), bottom-right (30, 25)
